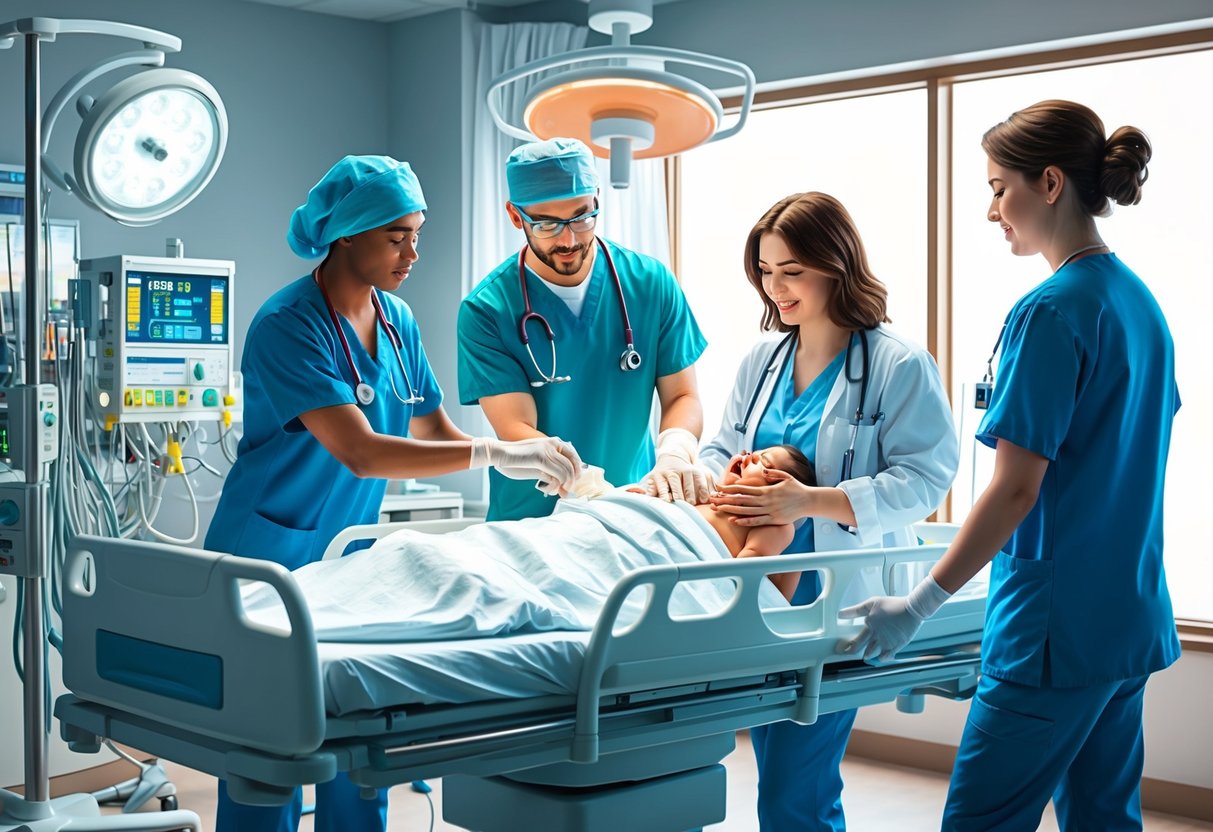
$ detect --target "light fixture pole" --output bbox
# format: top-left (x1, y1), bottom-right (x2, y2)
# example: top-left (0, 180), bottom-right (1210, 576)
top-left (0, 17), bottom-right (211, 831)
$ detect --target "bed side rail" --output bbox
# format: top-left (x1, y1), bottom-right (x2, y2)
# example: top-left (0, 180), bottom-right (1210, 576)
top-left (573, 541), bottom-right (974, 762)
top-left (62, 535), bottom-right (326, 756)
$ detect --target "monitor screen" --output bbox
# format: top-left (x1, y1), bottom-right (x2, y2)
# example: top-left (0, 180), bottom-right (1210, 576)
top-left (125, 271), bottom-right (229, 345)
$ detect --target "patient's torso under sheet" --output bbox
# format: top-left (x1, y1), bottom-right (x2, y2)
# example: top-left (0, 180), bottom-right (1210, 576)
top-left (242, 493), bottom-right (784, 644)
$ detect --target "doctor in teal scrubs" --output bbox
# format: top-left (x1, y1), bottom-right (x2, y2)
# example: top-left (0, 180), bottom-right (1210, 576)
top-left (206, 155), bottom-right (582, 832)
top-left (842, 100), bottom-right (1181, 830)
top-left (458, 138), bottom-right (712, 520)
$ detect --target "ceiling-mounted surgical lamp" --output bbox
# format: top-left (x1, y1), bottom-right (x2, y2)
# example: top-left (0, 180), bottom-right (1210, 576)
top-left (487, 0), bottom-right (755, 189)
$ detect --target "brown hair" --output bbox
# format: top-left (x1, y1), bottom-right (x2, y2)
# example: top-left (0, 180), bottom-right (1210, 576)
top-left (982, 99), bottom-right (1151, 217)
top-left (743, 192), bottom-right (890, 333)
top-left (773, 444), bottom-right (816, 487)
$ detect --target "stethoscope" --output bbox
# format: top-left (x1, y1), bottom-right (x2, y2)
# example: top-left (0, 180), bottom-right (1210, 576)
top-left (734, 328), bottom-right (880, 530)
top-left (314, 268), bottom-right (424, 407)
top-left (517, 237), bottom-right (642, 388)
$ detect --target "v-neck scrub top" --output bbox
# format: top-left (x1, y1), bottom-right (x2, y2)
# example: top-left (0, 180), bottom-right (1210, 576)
top-left (206, 275), bottom-right (442, 569)
top-left (458, 240), bottom-right (707, 521)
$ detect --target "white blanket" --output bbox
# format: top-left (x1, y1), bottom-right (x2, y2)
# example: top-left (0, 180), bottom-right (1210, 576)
top-left (242, 492), bottom-right (786, 642)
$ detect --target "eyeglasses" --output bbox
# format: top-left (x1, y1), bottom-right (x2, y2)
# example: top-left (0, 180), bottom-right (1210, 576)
top-left (516, 204), bottom-right (600, 239)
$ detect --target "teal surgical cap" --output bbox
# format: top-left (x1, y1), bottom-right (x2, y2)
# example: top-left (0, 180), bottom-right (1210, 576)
top-left (287, 155), bottom-right (427, 259)
top-left (506, 137), bottom-right (599, 207)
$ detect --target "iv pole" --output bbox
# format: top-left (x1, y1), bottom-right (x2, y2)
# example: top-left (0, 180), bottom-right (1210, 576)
top-left (0, 17), bottom-right (203, 831)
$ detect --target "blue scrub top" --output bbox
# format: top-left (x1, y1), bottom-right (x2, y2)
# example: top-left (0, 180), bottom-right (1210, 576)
top-left (458, 240), bottom-right (707, 521)
top-left (754, 343), bottom-right (846, 604)
top-left (977, 253), bottom-right (1181, 687)
top-left (206, 275), bottom-right (442, 569)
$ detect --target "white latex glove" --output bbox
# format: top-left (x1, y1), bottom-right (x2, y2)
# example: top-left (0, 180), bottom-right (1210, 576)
top-left (639, 427), bottom-right (716, 504)
top-left (470, 436), bottom-right (582, 495)
top-left (837, 574), bottom-right (952, 662)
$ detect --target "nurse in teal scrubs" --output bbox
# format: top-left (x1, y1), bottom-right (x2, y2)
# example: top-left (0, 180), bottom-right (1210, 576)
top-left (842, 100), bottom-right (1181, 830)
top-left (701, 192), bottom-right (959, 831)
top-left (458, 138), bottom-right (713, 520)
top-left (206, 155), bottom-right (582, 832)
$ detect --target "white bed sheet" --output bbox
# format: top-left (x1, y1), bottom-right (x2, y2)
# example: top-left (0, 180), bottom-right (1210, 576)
top-left (318, 630), bottom-right (591, 715)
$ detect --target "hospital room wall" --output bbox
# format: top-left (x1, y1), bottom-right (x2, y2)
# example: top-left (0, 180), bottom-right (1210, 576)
top-left (0, 0), bottom-right (391, 788)
top-left (384, 8), bottom-right (489, 502)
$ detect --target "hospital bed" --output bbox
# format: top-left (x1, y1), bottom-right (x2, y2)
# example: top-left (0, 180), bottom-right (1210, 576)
top-left (53, 519), bottom-right (983, 832)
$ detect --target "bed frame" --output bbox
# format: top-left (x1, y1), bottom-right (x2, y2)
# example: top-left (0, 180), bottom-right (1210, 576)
top-left (54, 521), bottom-right (981, 831)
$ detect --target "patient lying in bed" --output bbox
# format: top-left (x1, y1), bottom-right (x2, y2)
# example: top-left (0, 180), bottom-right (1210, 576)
top-left (241, 463), bottom-right (800, 643)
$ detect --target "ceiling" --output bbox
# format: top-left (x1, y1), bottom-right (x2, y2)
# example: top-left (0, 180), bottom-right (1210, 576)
top-left (237, 0), bottom-right (680, 24)
top-left (238, 0), bottom-right (569, 24)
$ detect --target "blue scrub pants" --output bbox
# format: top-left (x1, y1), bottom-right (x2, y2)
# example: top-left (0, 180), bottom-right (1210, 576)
top-left (750, 709), bottom-right (858, 831)
top-left (216, 775), bottom-right (388, 832)
top-left (943, 673), bottom-right (1148, 831)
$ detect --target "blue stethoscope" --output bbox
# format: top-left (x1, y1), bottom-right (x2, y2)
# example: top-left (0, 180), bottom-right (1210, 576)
top-left (517, 238), bottom-right (642, 387)
top-left (734, 328), bottom-right (879, 485)
top-left (314, 268), bottom-right (423, 407)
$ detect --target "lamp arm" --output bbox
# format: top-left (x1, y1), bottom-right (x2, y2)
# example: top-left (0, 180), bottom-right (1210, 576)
top-left (487, 44), bottom-right (756, 142)
top-left (0, 17), bottom-right (181, 53)
top-left (41, 49), bottom-right (166, 156)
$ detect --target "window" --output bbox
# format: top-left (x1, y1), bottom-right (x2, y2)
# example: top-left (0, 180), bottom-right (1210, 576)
top-left (680, 90), bottom-right (927, 433)
top-left (679, 38), bottom-right (1213, 622)
top-left (949, 49), bottom-right (1213, 620)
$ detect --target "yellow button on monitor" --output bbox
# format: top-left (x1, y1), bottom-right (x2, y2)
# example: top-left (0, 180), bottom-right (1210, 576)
top-left (132, 390), bottom-right (143, 406)
top-left (177, 390), bottom-right (189, 406)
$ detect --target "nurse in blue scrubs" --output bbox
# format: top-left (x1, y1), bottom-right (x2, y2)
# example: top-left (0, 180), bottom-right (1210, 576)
top-left (458, 138), bottom-right (713, 520)
top-left (842, 100), bottom-right (1180, 830)
top-left (206, 155), bottom-right (582, 832)
top-left (702, 192), bottom-right (959, 831)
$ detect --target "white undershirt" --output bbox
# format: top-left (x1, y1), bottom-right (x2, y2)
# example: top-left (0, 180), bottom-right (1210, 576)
top-left (534, 270), bottom-right (592, 318)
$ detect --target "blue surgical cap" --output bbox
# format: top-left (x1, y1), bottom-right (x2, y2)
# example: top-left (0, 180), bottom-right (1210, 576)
top-left (287, 155), bottom-right (427, 259)
top-left (506, 138), bottom-right (599, 207)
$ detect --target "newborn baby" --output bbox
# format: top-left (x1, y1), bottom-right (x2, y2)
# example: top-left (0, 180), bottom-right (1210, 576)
top-left (625, 444), bottom-right (815, 600)
top-left (695, 445), bottom-right (815, 600)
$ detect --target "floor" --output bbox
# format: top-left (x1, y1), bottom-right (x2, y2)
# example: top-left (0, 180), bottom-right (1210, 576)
top-left (104, 732), bottom-right (1211, 831)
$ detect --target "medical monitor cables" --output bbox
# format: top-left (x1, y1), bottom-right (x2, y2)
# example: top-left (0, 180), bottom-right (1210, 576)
top-left (487, 0), bottom-right (755, 189)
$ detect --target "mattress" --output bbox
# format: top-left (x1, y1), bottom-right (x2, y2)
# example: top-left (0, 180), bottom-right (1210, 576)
top-left (317, 577), bottom-right (988, 716)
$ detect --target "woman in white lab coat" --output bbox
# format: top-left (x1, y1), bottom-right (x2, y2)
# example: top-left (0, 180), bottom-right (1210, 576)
top-left (701, 192), bottom-right (958, 831)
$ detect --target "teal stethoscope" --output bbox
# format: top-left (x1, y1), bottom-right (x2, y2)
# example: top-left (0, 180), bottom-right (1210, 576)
top-left (734, 328), bottom-right (880, 529)
top-left (314, 268), bottom-right (423, 407)
top-left (517, 238), bottom-right (642, 387)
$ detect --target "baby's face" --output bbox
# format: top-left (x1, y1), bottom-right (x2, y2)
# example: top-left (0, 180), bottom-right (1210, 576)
top-left (724, 447), bottom-right (794, 484)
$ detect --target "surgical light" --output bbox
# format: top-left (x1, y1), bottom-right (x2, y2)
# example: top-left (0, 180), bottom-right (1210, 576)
top-left (72, 69), bottom-right (226, 224)
top-left (488, 0), bottom-right (755, 188)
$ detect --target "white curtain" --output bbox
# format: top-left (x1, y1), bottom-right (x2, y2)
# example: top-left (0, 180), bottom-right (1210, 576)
top-left (469, 22), bottom-right (589, 294)
top-left (468, 21), bottom-right (673, 292)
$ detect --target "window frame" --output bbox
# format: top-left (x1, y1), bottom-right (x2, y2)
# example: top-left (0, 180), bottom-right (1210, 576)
top-left (672, 24), bottom-right (1213, 635)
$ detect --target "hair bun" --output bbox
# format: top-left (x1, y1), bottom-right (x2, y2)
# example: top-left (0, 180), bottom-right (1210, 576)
top-left (1101, 126), bottom-right (1151, 207)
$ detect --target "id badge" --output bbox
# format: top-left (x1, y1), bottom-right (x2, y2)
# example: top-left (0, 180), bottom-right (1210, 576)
top-left (973, 382), bottom-right (992, 410)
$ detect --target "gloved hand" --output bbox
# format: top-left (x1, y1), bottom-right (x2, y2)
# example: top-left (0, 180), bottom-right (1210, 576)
top-left (639, 427), bottom-right (716, 504)
top-left (470, 436), bottom-right (582, 495)
top-left (837, 574), bottom-right (952, 662)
